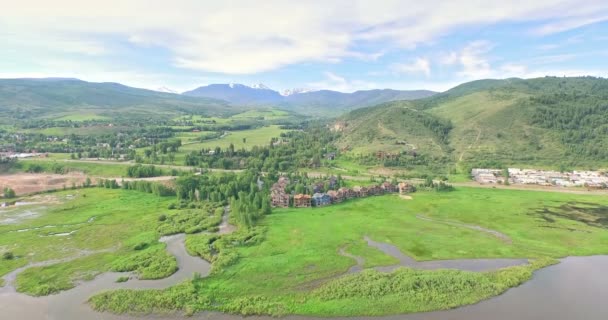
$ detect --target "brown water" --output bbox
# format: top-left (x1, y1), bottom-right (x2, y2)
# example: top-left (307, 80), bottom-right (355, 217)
top-left (1, 235), bottom-right (607, 319)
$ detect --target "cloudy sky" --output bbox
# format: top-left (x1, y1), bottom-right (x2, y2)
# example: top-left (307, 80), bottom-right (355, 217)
top-left (1, 0), bottom-right (608, 92)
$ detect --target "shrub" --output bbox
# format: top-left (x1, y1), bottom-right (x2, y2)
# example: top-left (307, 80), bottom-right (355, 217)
top-left (3, 251), bottom-right (14, 260)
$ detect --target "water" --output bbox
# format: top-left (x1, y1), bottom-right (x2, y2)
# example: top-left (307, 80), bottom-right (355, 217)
top-left (1, 236), bottom-right (606, 319)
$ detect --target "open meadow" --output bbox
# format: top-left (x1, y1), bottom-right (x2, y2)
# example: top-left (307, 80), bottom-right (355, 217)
top-left (89, 186), bottom-right (608, 316)
top-left (0, 189), bottom-right (184, 295)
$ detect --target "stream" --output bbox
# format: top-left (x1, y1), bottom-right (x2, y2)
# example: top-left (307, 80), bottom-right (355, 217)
top-left (1, 216), bottom-right (607, 319)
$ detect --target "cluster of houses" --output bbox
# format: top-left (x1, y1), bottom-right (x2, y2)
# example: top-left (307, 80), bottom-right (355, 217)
top-left (0, 152), bottom-right (45, 159)
top-left (472, 168), bottom-right (608, 188)
top-left (271, 177), bottom-right (414, 208)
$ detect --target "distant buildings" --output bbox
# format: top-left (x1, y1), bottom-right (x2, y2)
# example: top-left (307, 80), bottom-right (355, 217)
top-left (312, 193), bottom-right (331, 206)
top-left (270, 176), bottom-right (290, 208)
top-left (294, 194), bottom-right (311, 208)
top-left (472, 168), bottom-right (608, 188)
top-left (270, 176), bottom-right (409, 209)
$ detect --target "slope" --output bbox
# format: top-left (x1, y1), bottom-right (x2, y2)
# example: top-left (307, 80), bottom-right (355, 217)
top-left (0, 78), bottom-right (235, 121)
top-left (337, 76), bottom-right (608, 168)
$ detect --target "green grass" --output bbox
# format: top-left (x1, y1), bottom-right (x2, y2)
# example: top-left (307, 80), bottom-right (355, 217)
top-left (0, 189), bottom-right (177, 295)
top-left (180, 125), bottom-right (288, 151)
top-left (89, 187), bottom-right (608, 316)
top-left (22, 125), bottom-right (125, 136)
top-left (231, 109), bottom-right (290, 120)
top-left (19, 159), bottom-right (131, 177)
top-left (52, 113), bottom-right (111, 121)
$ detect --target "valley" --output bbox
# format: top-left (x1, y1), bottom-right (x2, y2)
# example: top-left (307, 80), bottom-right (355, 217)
top-left (1, 76), bottom-right (608, 319)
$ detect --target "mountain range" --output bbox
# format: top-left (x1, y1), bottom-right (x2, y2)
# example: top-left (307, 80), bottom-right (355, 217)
top-left (337, 76), bottom-right (608, 167)
top-left (0, 78), bottom-right (234, 121)
top-left (183, 83), bottom-right (436, 115)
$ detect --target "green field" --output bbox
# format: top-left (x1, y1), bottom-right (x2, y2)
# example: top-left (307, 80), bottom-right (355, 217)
top-left (22, 125), bottom-right (124, 136)
top-left (0, 189), bottom-right (177, 295)
top-left (52, 113), bottom-right (111, 121)
top-left (18, 159), bottom-right (132, 177)
top-left (89, 187), bottom-right (608, 316)
top-left (180, 125), bottom-right (288, 151)
top-left (230, 109), bottom-right (291, 120)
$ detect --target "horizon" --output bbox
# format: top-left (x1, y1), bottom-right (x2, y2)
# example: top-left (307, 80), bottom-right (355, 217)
top-left (2, 1), bottom-right (608, 93)
top-left (2, 75), bottom-right (604, 95)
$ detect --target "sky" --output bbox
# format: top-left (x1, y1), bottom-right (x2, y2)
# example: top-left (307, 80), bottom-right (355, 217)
top-left (1, 0), bottom-right (608, 93)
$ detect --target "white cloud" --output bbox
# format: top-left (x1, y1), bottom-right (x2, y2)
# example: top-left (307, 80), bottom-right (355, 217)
top-left (392, 58), bottom-right (431, 76)
top-left (441, 41), bottom-right (494, 78)
top-left (2, 0), bottom-right (608, 76)
top-left (533, 14), bottom-right (608, 35)
top-left (307, 72), bottom-right (377, 92)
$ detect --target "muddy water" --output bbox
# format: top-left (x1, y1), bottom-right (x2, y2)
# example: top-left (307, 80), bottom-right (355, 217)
top-left (0, 234), bottom-right (211, 320)
top-left (1, 234), bottom-right (606, 319)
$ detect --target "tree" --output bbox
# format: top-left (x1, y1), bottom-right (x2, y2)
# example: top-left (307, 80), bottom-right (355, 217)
top-left (3, 187), bottom-right (16, 199)
top-left (502, 168), bottom-right (510, 186)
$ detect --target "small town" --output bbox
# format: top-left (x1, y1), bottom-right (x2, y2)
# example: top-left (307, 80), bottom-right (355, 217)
top-left (270, 176), bottom-right (414, 208)
top-left (472, 168), bottom-right (608, 188)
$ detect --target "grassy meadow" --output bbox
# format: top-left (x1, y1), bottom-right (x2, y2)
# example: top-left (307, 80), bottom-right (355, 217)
top-left (178, 125), bottom-right (288, 153)
top-left (0, 189), bottom-right (178, 295)
top-left (90, 186), bottom-right (608, 316)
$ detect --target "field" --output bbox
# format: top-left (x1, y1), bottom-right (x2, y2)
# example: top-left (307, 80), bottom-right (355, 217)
top-left (14, 159), bottom-right (132, 178)
top-left (0, 172), bottom-right (89, 196)
top-left (179, 125), bottom-right (288, 152)
top-left (89, 187), bottom-right (608, 316)
top-left (51, 112), bottom-right (111, 121)
top-left (0, 189), bottom-right (177, 294)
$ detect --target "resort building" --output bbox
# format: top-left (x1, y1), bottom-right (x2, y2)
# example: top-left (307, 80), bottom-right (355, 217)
top-left (294, 194), bottom-right (312, 208)
top-left (312, 193), bottom-right (332, 207)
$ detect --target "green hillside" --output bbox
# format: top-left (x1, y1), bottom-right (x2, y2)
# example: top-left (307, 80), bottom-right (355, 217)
top-left (0, 78), bottom-right (237, 121)
top-left (337, 76), bottom-right (608, 168)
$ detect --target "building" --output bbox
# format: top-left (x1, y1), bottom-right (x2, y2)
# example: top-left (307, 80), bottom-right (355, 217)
top-left (381, 181), bottom-right (397, 193)
top-left (276, 176), bottom-right (290, 188)
top-left (327, 190), bottom-right (343, 203)
top-left (294, 194), bottom-right (311, 208)
top-left (312, 193), bottom-right (332, 207)
top-left (270, 176), bottom-right (291, 208)
top-left (352, 186), bottom-right (368, 197)
top-left (328, 176), bottom-right (338, 188)
top-left (368, 185), bottom-right (383, 195)
top-left (398, 182), bottom-right (414, 194)
top-left (271, 190), bottom-right (290, 208)
top-left (339, 187), bottom-right (354, 199)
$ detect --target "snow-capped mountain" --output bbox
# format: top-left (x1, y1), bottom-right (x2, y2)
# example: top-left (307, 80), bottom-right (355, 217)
top-left (182, 83), bottom-right (283, 105)
top-left (251, 83), bottom-right (271, 90)
top-left (155, 86), bottom-right (179, 94)
top-left (281, 88), bottom-right (314, 96)
top-left (183, 83), bottom-right (437, 113)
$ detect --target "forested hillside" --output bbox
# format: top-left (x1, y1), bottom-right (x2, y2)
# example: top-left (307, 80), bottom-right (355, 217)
top-left (0, 78), bottom-right (235, 121)
top-left (337, 76), bottom-right (608, 168)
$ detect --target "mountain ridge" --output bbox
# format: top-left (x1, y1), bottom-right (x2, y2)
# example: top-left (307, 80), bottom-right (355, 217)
top-left (336, 76), bottom-right (608, 167)
top-left (183, 83), bottom-right (437, 115)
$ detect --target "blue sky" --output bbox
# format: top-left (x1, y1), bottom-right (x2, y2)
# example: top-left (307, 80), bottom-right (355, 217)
top-left (1, 1), bottom-right (608, 93)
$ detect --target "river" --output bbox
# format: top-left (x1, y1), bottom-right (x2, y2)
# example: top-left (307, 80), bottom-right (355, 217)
top-left (1, 236), bottom-right (607, 319)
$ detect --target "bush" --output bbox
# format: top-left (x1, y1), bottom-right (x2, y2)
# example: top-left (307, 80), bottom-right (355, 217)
top-left (3, 251), bottom-right (14, 260)
top-left (133, 242), bottom-right (148, 250)
top-left (111, 246), bottom-right (177, 280)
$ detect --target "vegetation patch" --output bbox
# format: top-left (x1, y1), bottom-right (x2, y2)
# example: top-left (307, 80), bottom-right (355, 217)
top-left (110, 245), bottom-right (177, 280)
top-left (157, 204), bottom-right (223, 235)
top-left (534, 201), bottom-right (608, 228)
